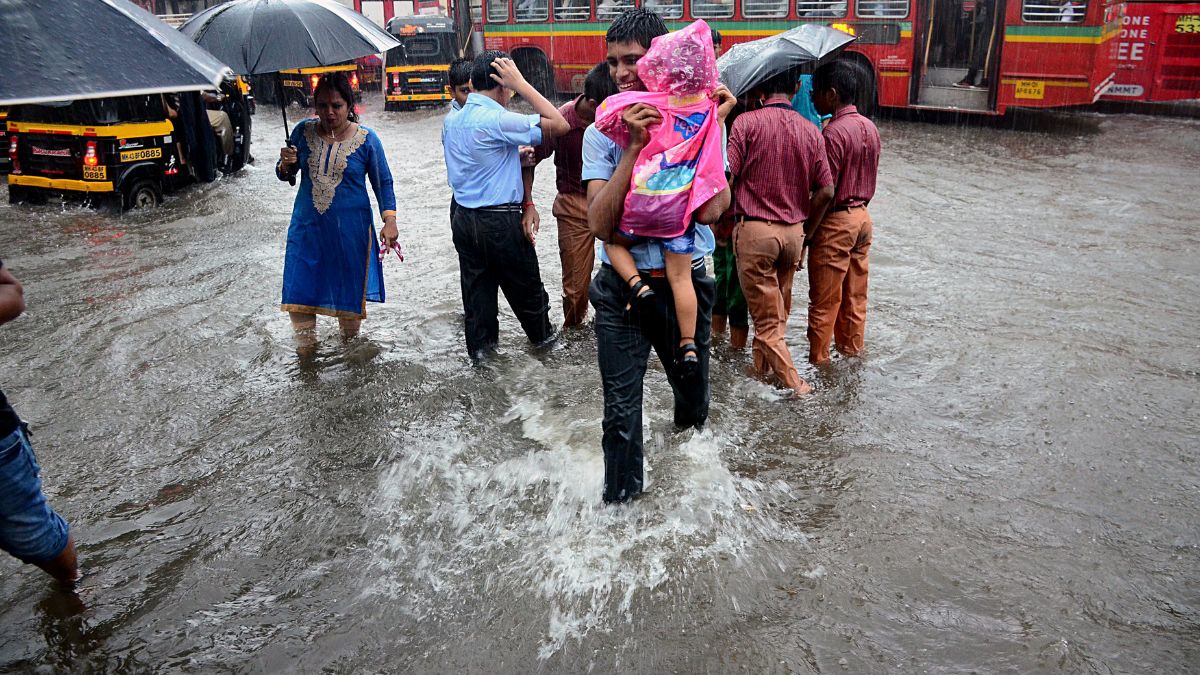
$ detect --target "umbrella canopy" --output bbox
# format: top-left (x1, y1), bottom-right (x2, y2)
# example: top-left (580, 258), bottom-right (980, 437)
top-left (179, 0), bottom-right (401, 75)
top-left (717, 24), bottom-right (856, 98)
top-left (0, 0), bottom-right (230, 106)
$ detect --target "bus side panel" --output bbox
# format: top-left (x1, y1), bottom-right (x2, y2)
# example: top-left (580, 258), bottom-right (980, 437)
top-left (1106, 2), bottom-right (1200, 101)
top-left (996, 0), bottom-right (1120, 111)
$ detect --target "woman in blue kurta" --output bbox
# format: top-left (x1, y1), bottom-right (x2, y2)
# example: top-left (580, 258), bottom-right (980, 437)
top-left (276, 74), bottom-right (397, 339)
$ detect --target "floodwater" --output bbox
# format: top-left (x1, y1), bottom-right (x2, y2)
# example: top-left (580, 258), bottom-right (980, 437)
top-left (0, 97), bottom-right (1196, 673)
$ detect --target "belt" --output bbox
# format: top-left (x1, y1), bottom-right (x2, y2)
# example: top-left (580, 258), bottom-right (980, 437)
top-left (827, 202), bottom-right (869, 214)
top-left (601, 258), bottom-right (704, 278)
top-left (462, 202), bottom-right (523, 213)
top-left (737, 216), bottom-right (798, 227)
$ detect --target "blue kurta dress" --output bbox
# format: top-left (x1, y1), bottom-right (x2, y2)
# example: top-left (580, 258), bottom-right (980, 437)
top-left (280, 120), bottom-right (396, 319)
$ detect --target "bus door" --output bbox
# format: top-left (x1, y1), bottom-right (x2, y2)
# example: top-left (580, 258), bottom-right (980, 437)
top-left (912, 0), bottom-right (1006, 111)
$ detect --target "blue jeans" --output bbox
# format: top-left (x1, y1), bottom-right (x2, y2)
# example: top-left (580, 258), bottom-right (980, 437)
top-left (0, 425), bottom-right (70, 563)
top-left (589, 262), bottom-right (714, 503)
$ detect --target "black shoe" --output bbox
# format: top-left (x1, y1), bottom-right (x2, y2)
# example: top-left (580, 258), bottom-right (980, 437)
top-left (673, 341), bottom-right (703, 390)
top-left (625, 278), bottom-right (659, 333)
top-left (953, 78), bottom-right (975, 88)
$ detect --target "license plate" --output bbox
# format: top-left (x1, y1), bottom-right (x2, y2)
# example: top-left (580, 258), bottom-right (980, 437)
top-left (1014, 80), bottom-right (1045, 100)
top-left (1176, 15), bottom-right (1200, 33)
top-left (120, 147), bottom-right (162, 162)
top-left (83, 165), bottom-right (107, 180)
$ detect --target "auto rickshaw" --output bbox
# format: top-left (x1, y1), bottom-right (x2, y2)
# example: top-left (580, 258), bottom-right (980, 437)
top-left (383, 16), bottom-right (459, 111)
top-left (6, 74), bottom-right (252, 210)
top-left (277, 62), bottom-right (362, 108)
top-left (0, 108), bottom-right (8, 174)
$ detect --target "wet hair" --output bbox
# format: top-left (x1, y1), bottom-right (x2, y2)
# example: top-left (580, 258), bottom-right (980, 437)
top-left (583, 62), bottom-right (618, 104)
top-left (604, 8), bottom-right (667, 49)
top-left (812, 61), bottom-right (858, 105)
top-left (313, 72), bottom-right (360, 122)
top-left (762, 68), bottom-right (800, 96)
top-left (471, 50), bottom-right (508, 92)
top-left (710, 28), bottom-right (722, 46)
top-left (449, 57), bottom-right (472, 88)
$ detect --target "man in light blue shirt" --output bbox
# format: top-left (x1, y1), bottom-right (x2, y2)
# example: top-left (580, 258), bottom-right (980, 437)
top-left (441, 51), bottom-right (568, 359)
top-left (582, 9), bottom-right (734, 504)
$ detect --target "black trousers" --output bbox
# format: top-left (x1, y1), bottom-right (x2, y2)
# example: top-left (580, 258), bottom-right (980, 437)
top-left (589, 262), bottom-right (715, 503)
top-left (451, 205), bottom-right (553, 357)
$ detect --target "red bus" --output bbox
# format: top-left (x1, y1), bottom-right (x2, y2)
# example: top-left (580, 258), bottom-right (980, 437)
top-left (476, 0), bottom-right (1122, 114)
top-left (1103, 1), bottom-right (1200, 101)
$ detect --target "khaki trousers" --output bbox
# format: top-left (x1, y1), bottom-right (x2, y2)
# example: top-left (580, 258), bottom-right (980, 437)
top-left (553, 192), bottom-right (594, 328)
top-left (734, 218), bottom-right (805, 392)
top-left (807, 207), bottom-right (872, 364)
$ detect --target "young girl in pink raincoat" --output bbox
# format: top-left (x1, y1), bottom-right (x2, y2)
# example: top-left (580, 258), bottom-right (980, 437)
top-left (595, 19), bottom-right (729, 375)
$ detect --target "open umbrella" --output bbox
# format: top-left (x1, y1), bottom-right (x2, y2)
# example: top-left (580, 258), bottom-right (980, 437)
top-left (717, 24), bottom-right (856, 98)
top-left (179, 0), bottom-right (401, 184)
top-left (0, 0), bottom-right (229, 106)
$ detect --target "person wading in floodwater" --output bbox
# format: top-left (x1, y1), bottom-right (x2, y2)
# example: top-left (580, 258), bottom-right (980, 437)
top-left (583, 9), bottom-right (735, 503)
top-left (441, 51), bottom-right (569, 360)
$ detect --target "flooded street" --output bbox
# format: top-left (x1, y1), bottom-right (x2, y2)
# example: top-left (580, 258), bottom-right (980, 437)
top-left (0, 97), bottom-right (1197, 672)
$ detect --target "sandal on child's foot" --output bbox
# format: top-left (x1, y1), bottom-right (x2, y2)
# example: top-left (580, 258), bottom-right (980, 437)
top-left (675, 340), bottom-right (701, 382)
top-left (625, 277), bottom-right (659, 331)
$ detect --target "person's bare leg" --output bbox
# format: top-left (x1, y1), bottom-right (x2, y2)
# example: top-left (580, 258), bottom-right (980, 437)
top-left (712, 313), bottom-right (727, 336)
top-left (605, 242), bottom-right (654, 312)
top-left (32, 534), bottom-right (78, 586)
top-left (729, 325), bottom-right (748, 351)
top-left (289, 311), bottom-right (317, 355)
top-left (665, 251), bottom-right (697, 356)
top-left (338, 317), bottom-right (362, 339)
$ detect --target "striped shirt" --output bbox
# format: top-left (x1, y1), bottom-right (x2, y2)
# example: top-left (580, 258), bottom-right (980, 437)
top-left (823, 105), bottom-right (881, 208)
top-left (727, 96), bottom-right (833, 224)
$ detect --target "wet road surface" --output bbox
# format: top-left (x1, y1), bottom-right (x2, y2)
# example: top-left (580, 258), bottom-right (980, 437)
top-left (0, 97), bottom-right (1197, 672)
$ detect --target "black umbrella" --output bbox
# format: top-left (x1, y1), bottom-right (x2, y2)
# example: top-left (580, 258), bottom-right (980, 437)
top-left (179, 0), bottom-right (401, 184)
top-left (717, 24), bottom-right (856, 98)
top-left (179, 0), bottom-right (400, 76)
top-left (0, 0), bottom-right (229, 106)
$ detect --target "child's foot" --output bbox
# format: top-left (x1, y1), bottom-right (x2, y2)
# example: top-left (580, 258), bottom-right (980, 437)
top-left (675, 339), bottom-right (701, 383)
top-left (625, 276), bottom-right (658, 331)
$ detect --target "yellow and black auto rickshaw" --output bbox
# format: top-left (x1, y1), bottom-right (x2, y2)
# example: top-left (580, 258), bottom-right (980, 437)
top-left (6, 75), bottom-right (252, 210)
top-left (278, 62), bottom-right (362, 108)
top-left (383, 16), bottom-right (459, 111)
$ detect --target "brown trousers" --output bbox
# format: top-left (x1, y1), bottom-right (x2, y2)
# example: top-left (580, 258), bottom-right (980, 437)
top-left (553, 191), bottom-right (594, 328)
top-left (734, 218), bottom-right (806, 392)
top-left (807, 207), bottom-right (872, 364)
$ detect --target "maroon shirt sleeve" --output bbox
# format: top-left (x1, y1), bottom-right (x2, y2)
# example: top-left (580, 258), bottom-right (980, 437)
top-left (727, 115), bottom-right (747, 179)
top-left (823, 128), bottom-right (845, 192)
top-left (811, 127), bottom-right (834, 191)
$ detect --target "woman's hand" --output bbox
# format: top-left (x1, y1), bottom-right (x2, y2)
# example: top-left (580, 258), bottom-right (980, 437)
top-left (380, 216), bottom-right (399, 248)
top-left (279, 145), bottom-right (298, 173)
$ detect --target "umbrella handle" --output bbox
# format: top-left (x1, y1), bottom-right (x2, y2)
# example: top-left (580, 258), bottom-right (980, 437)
top-left (284, 139), bottom-right (297, 186)
top-left (278, 73), bottom-right (296, 186)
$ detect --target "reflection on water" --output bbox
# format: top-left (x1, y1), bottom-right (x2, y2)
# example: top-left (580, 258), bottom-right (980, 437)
top-left (0, 96), bottom-right (1196, 672)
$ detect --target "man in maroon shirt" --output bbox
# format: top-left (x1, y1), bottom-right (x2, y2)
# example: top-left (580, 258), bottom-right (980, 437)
top-left (532, 63), bottom-right (617, 329)
top-left (807, 61), bottom-right (882, 365)
top-left (728, 69), bottom-right (835, 395)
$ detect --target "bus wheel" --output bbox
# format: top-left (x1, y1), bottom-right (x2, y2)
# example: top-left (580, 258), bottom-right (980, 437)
top-left (842, 58), bottom-right (879, 119)
top-left (123, 179), bottom-right (162, 210)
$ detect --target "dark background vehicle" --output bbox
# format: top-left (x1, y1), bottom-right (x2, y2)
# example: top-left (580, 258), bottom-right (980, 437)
top-left (7, 76), bottom-right (251, 210)
top-left (383, 16), bottom-right (459, 111)
top-left (255, 63), bottom-right (363, 108)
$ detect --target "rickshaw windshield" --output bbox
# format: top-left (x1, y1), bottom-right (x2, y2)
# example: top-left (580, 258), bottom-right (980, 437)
top-left (10, 96), bottom-right (166, 125)
top-left (385, 34), bottom-right (457, 68)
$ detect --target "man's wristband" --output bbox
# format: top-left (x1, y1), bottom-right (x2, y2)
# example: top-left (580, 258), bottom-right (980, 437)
top-left (522, 201), bottom-right (536, 209)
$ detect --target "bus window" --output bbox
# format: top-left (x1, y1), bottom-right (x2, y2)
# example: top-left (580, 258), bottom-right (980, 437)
top-left (1022, 0), bottom-right (1087, 23)
top-left (644, 0), bottom-right (684, 18)
top-left (742, 0), bottom-right (789, 18)
top-left (515, 0), bottom-right (549, 20)
top-left (555, 0), bottom-right (590, 19)
top-left (487, 0), bottom-right (508, 22)
top-left (691, 0), bottom-right (734, 17)
top-left (597, 0), bottom-right (633, 19)
top-left (798, 0), bottom-right (846, 17)
top-left (856, 0), bottom-right (906, 18)
top-left (471, 0), bottom-right (483, 20)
